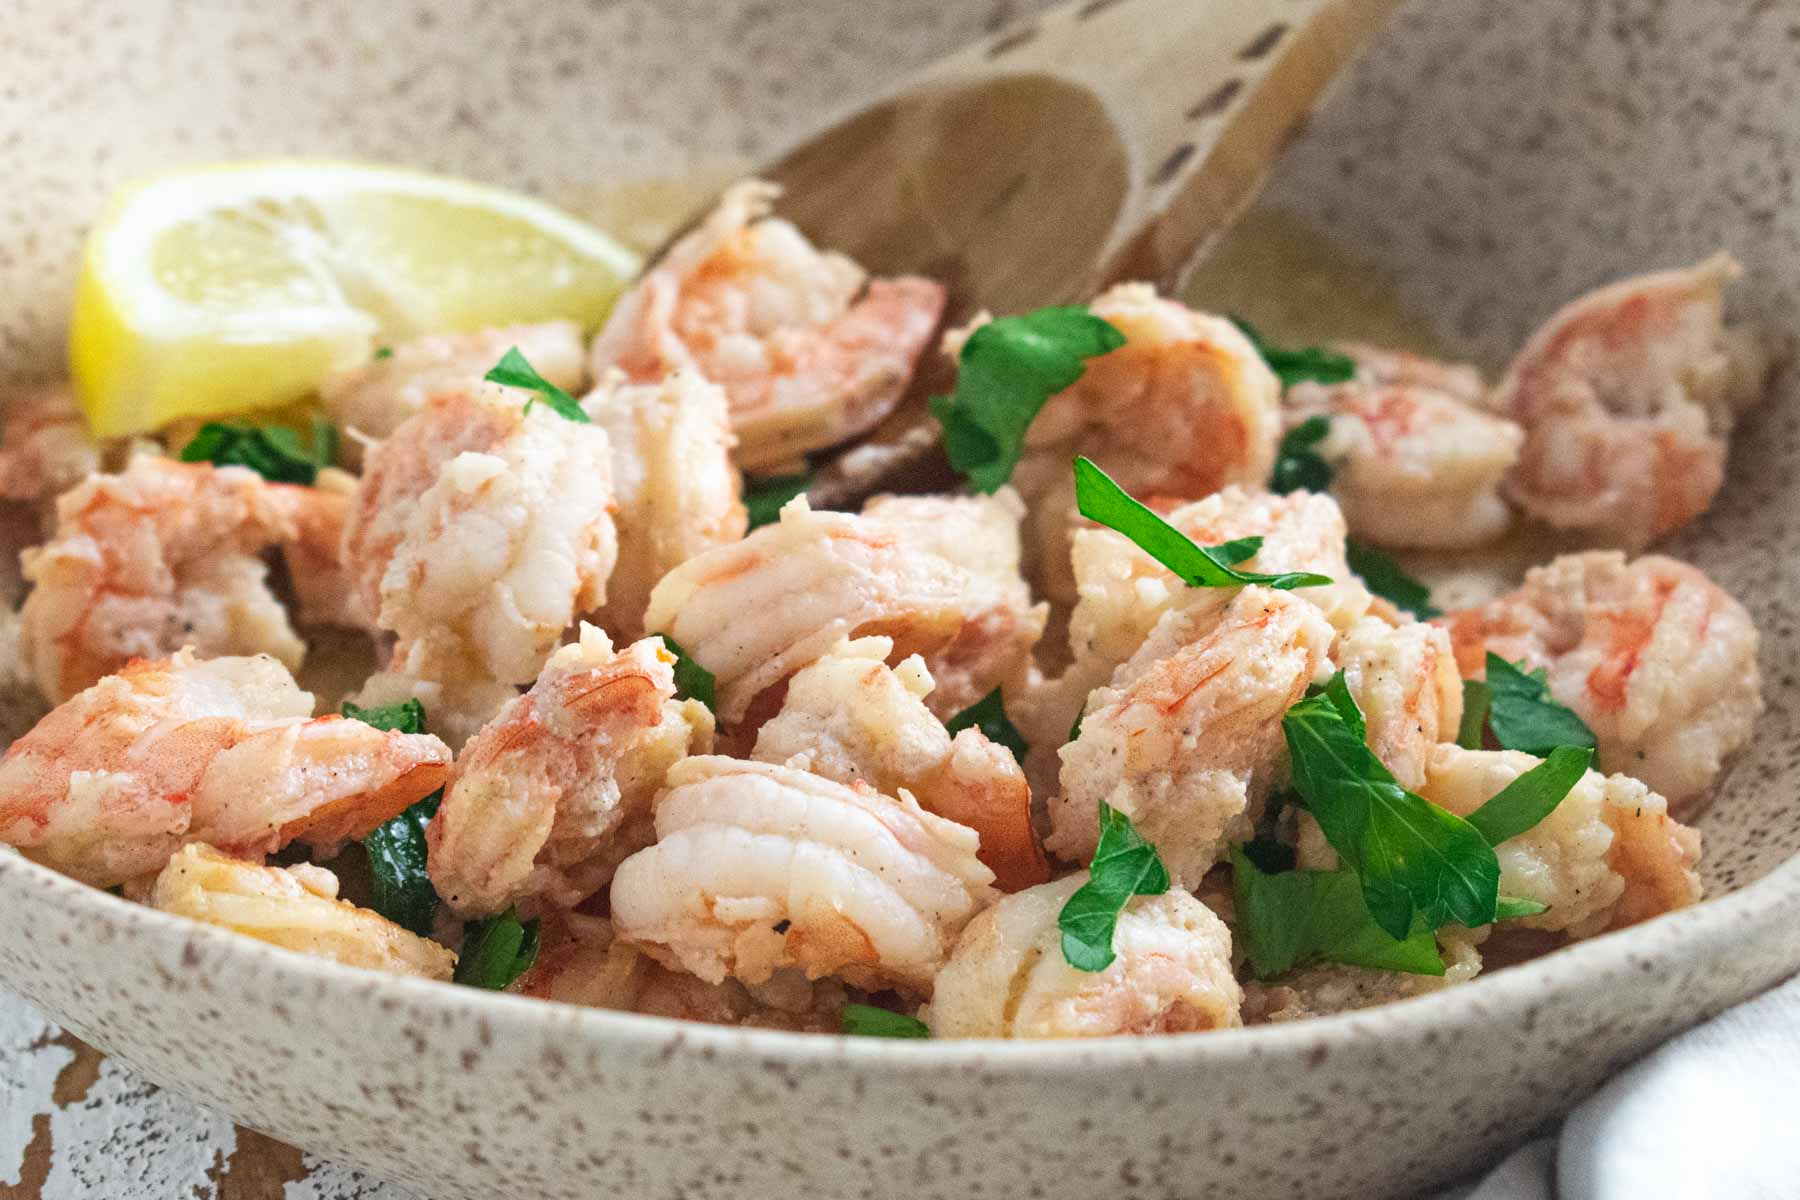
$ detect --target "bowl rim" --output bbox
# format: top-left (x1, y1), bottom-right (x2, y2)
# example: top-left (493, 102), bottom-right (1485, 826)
top-left (5, 835), bottom-right (1797, 1071)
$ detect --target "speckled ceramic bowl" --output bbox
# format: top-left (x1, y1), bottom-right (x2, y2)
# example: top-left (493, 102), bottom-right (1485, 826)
top-left (2, 1), bottom-right (1798, 1197)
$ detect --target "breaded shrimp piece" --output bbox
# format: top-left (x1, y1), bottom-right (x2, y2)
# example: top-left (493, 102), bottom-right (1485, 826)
top-left (643, 493), bottom-right (1043, 727)
top-left (609, 756), bottom-right (996, 994)
top-left (1287, 349), bottom-right (1524, 549)
top-left (581, 369), bottom-right (746, 638)
top-left (752, 636), bottom-right (1048, 891)
top-left (19, 454), bottom-right (343, 702)
top-left (0, 649), bottom-right (449, 887)
top-left (344, 385), bottom-right (618, 686)
top-left (515, 914), bottom-right (847, 1032)
top-left (0, 385), bottom-right (105, 510)
top-left (1049, 588), bottom-right (1335, 887)
top-left (1419, 744), bottom-right (1701, 936)
top-left (151, 843), bottom-right (454, 980)
top-left (592, 180), bottom-right (946, 470)
top-left (427, 626), bottom-right (712, 918)
top-left (1488, 254), bottom-right (1764, 549)
top-left (925, 873), bottom-right (1241, 1039)
top-left (319, 321), bottom-right (586, 455)
top-left (1438, 551), bottom-right (1761, 808)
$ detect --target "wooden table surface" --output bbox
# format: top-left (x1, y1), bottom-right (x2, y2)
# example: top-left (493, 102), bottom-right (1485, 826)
top-left (1, 990), bottom-right (413, 1200)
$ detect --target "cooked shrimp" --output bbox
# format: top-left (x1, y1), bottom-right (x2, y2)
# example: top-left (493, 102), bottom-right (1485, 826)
top-left (592, 180), bottom-right (946, 471)
top-left (609, 756), bottom-right (996, 994)
top-left (581, 369), bottom-right (746, 638)
top-left (0, 649), bottom-right (450, 887)
top-left (1419, 743), bottom-right (1701, 936)
top-left (1336, 616), bottom-right (1463, 791)
top-left (1439, 551), bottom-right (1761, 808)
top-left (643, 492), bottom-right (1043, 727)
top-left (751, 636), bottom-right (1048, 890)
top-left (1048, 587), bottom-right (1335, 887)
top-left (0, 385), bottom-right (105, 510)
top-left (1488, 253), bottom-right (1764, 549)
top-left (1287, 358), bottom-right (1524, 549)
top-left (341, 667), bottom-right (518, 753)
top-left (343, 385), bottom-right (618, 686)
top-left (427, 625), bottom-right (712, 918)
top-left (1334, 342), bottom-right (1488, 404)
top-left (924, 874), bottom-right (1239, 1039)
top-left (515, 914), bottom-right (846, 1032)
top-left (151, 843), bottom-right (455, 980)
top-left (1017, 486), bottom-right (1365, 775)
top-left (319, 321), bottom-right (586, 456)
top-left (19, 453), bottom-right (345, 702)
top-left (276, 469), bottom-right (374, 631)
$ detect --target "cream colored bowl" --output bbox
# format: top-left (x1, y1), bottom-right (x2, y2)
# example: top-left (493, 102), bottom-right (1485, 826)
top-left (3, 1), bottom-right (1798, 1197)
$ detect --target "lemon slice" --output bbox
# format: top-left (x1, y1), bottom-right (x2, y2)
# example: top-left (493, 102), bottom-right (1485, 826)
top-left (69, 160), bottom-right (641, 437)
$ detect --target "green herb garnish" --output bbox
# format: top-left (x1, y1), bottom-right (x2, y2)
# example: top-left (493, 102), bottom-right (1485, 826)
top-left (1073, 456), bottom-right (1332, 591)
top-left (841, 1004), bottom-right (930, 1039)
top-left (1058, 802), bottom-right (1171, 972)
top-left (1232, 316), bottom-right (1357, 389)
top-left (342, 698), bottom-right (439, 935)
top-left (1283, 672), bottom-right (1498, 940)
top-left (1494, 896), bottom-right (1551, 920)
top-left (659, 635), bottom-right (716, 711)
top-left (1270, 415), bottom-right (1334, 494)
top-left (743, 473), bottom-right (812, 530)
top-left (1457, 680), bottom-right (1491, 750)
top-left (1231, 848), bottom-right (1445, 979)
top-left (1346, 539), bottom-right (1440, 620)
top-left (1464, 746), bottom-right (1594, 846)
top-left (1483, 654), bottom-right (1598, 756)
top-left (372, 346), bottom-right (395, 361)
top-left (454, 908), bottom-right (541, 990)
top-left (943, 687), bottom-right (1029, 763)
top-left (179, 417), bottom-right (338, 485)
top-left (485, 347), bottom-right (587, 423)
top-left (931, 307), bottom-right (1126, 493)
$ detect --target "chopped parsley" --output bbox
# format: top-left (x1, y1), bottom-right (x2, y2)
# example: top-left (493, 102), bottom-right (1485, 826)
top-left (1483, 654), bottom-right (1598, 756)
top-left (1457, 680), bottom-right (1492, 750)
top-left (1232, 316), bottom-right (1357, 389)
top-left (485, 346), bottom-right (587, 422)
top-left (372, 346), bottom-right (395, 361)
top-left (1346, 539), bottom-right (1440, 620)
top-left (841, 1004), bottom-right (930, 1039)
top-left (179, 417), bottom-right (338, 485)
top-left (659, 635), bottom-right (716, 711)
top-left (454, 908), bottom-right (541, 990)
top-left (1231, 848), bottom-right (1445, 979)
top-left (1058, 802), bottom-right (1171, 972)
top-left (1464, 746), bottom-right (1594, 846)
top-left (943, 687), bottom-right (1029, 763)
top-left (742, 473), bottom-right (812, 531)
top-left (931, 306), bottom-right (1125, 493)
top-left (342, 698), bottom-right (439, 936)
top-left (1270, 415), bottom-right (1334, 494)
top-left (1073, 456), bottom-right (1332, 590)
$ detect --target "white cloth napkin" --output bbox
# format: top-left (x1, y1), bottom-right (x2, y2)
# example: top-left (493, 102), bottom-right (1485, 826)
top-left (1436, 973), bottom-right (1800, 1199)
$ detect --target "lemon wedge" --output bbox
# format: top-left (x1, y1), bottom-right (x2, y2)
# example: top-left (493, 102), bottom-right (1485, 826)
top-left (69, 160), bottom-right (640, 437)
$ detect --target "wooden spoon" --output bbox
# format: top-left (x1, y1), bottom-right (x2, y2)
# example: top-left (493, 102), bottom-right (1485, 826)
top-left (664, 0), bottom-right (1402, 498)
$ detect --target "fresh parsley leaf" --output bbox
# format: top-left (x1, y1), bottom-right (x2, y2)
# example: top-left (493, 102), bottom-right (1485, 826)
top-left (1494, 896), bottom-right (1550, 920)
top-left (1058, 802), bottom-right (1171, 972)
top-left (1457, 680), bottom-right (1491, 750)
top-left (1068, 706), bottom-right (1085, 744)
top-left (1270, 415), bottom-right (1334, 494)
top-left (743, 473), bottom-right (812, 531)
top-left (931, 307), bottom-right (1126, 493)
top-left (341, 698), bottom-right (426, 735)
top-left (841, 1004), bottom-right (930, 1039)
top-left (1231, 316), bottom-right (1357, 389)
top-left (179, 418), bottom-right (338, 485)
top-left (1231, 848), bottom-right (1445, 979)
top-left (454, 908), bottom-right (541, 990)
top-left (342, 698), bottom-right (439, 934)
top-left (1465, 745), bottom-right (1593, 846)
top-left (372, 346), bottom-right (395, 360)
top-left (1484, 654), bottom-right (1598, 756)
top-left (658, 635), bottom-right (716, 711)
top-left (1073, 456), bottom-right (1332, 590)
top-left (1283, 672), bottom-right (1499, 940)
top-left (943, 687), bottom-right (1029, 763)
top-left (1346, 539), bottom-right (1440, 620)
top-left (485, 346), bottom-right (588, 423)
